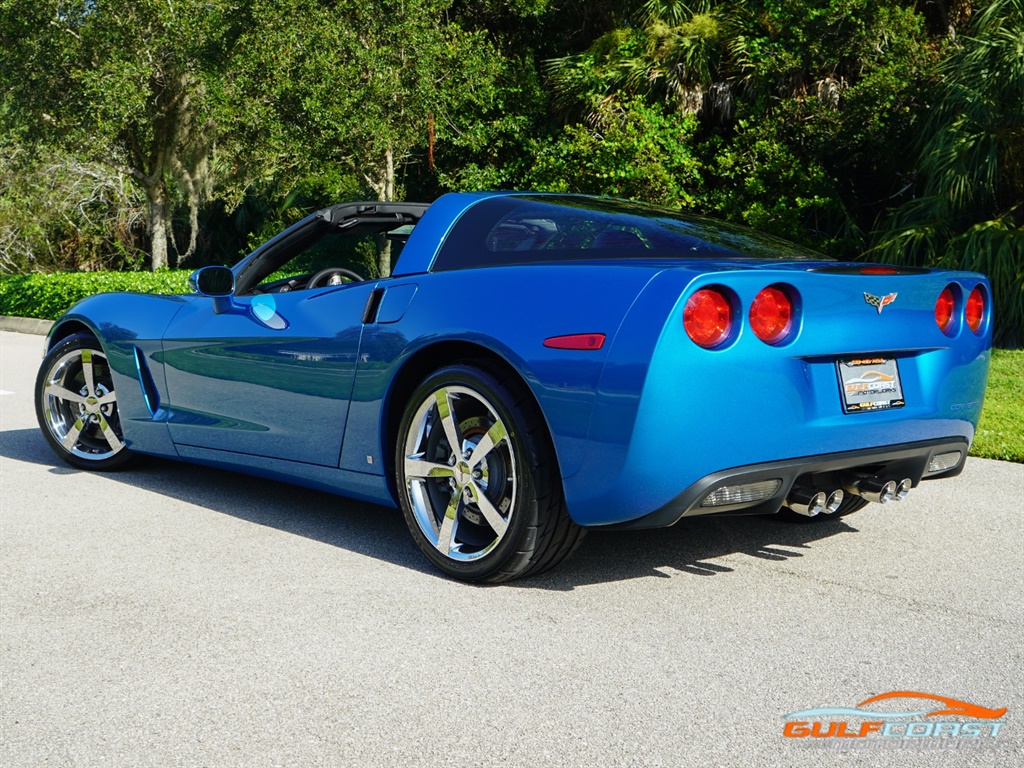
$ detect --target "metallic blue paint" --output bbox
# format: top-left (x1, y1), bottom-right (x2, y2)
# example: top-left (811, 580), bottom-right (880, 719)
top-left (42, 192), bottom-right (992, 528)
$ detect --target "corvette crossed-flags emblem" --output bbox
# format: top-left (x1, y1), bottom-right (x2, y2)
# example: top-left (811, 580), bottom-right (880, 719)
top-left (864, 291), bottom-right (898, 314)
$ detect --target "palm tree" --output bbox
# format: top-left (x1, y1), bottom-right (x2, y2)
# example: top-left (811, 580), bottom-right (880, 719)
top-left (871, 0), bottom-right (1023, 345)
top-left (545, 1), bottom-right (736, 125)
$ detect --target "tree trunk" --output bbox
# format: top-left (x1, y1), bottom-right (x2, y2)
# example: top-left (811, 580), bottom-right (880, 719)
top-left (146, 182), bottom-right (170, 270)
top-left (374, 146), bottom-right (396, 277)
top-left (383, 145), bottom-right (395, 202)
top-left (377, 238), bottom-right (393, 278)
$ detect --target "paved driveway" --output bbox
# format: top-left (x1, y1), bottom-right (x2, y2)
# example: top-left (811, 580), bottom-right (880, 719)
top-left (2, 330), bottom-right (1021, 767)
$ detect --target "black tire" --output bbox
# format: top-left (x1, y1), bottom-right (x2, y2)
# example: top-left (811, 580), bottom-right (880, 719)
top-left (776, 493), bottom-right (869, 523)
top-left (35, 333), bottom-right (134, 471)
top-left (395, 361), bottom-right (585, 583)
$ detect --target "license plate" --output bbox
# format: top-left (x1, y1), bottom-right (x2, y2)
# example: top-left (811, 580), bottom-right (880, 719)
top-left (837, 357), bottom-right (905, 413)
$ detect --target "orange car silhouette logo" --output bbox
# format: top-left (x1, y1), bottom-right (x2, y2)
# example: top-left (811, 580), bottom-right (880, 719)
top-left (783, 691), bottom-right (1007, 740)
top-left (864, 291), bottom-right (898, 314)
top-left (786, 691), bottom-right (1007, 721)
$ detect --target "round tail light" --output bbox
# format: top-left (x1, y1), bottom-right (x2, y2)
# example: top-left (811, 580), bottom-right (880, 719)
top-left (684, 288), bottom-right (732, 348)
top-left (935, 286), bottom-right (955, 335)
top-left (965, 285), bottom-right (985, 334)
top-left (749, 285), bottom-right (794, 344)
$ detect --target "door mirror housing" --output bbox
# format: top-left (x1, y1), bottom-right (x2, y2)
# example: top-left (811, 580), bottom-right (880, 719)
top-left (189, 266), bottom-right (235, 314)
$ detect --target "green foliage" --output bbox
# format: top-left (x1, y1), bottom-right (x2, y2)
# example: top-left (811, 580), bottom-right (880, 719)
top-left (431, 58), bottom-right (550, 193)
top-left (0, 143), bottom-right (147, 274)
top-left (871, 0), bottom-right (1024, 346)
top-left (0, 0), bottom-right (1018, 342)
top-left (0, 271), bottom-right (191, 321)
top-left (540, 0), bottom-right (944, 258)
top-left (693, 118), bottom-right (861, 256)
top-left (546, 1), bottom-right (728, 121)
top-left (971, 349), bottom-right (1024, 463)
top-left (0, 0), bottom-right (249, 269)
top-left (226, 0), bottom-right (508, 275)
top-left (527, 101), bottom-right (703, 206)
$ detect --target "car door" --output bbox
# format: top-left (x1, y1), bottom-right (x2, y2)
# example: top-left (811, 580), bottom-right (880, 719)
top-left (160, 282), bottom-right (376, 467)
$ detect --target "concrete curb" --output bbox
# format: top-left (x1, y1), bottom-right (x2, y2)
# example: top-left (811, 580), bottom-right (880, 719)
top-left (0, 316), bottom-right (54, 335)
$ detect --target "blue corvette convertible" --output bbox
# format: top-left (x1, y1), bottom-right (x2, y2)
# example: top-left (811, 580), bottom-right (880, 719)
top-left (35, 192), bottom-right (992, 581)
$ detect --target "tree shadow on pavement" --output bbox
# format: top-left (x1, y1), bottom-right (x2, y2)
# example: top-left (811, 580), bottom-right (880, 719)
top-left (1, 427), bottom-right (859, 589)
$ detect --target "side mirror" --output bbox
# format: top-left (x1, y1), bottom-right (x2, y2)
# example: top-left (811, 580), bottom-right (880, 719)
top-left (188, 266), bottom-right (235, 314)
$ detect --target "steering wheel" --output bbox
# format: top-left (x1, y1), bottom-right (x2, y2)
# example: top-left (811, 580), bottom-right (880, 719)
top-left (306, 267), bottom-right (365, 289)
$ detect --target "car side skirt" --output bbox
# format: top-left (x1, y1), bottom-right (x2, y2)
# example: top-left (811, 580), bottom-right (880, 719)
top-left (596, 437), bottom-right (969, 530)
top-left (173, 444), bottom-right (399, 509)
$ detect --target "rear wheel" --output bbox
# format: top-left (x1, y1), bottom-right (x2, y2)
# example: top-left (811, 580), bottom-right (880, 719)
top-left (35, 334), bottom-right (133, 471)
top-left (395, 362), bottom-right (585, 582)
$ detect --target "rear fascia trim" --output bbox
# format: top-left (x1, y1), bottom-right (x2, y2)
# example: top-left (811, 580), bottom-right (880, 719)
top-left (598, 437), bottom-right (969, 530)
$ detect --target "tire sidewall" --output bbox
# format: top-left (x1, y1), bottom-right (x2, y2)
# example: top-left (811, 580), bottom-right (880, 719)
top-left (395, 364), bottom-right (542, 581)
top-left (35, 334), bottom-right (133, 472)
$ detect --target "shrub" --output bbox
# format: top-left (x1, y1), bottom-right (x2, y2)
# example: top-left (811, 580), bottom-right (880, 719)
top-left (0, 270), bottom-right (191, 321)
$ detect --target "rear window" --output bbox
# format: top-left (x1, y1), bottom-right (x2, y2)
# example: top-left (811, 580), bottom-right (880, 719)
top-left (432, 195), bottom-right (827, 270)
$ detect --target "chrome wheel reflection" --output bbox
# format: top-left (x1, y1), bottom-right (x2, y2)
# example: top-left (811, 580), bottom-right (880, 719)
top-left (403, 385), bottom-right (515, 562)
top-left (41, 347), bottom-right (126, 460)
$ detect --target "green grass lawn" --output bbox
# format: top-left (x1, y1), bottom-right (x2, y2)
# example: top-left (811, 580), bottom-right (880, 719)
top-left (972, 349), bottom-right (1024, 463)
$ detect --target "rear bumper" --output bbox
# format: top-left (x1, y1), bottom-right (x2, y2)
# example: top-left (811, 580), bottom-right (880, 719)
top-left (596, 437), bottom-right (969, 530)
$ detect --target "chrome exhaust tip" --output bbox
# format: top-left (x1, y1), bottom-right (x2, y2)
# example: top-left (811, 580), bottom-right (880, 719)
top-left (822, 489), bottom-right (845, 514)
top-left (847, 478), bottom-right (897, 504)
top-left (786, 487), bottom-right (827, 517)
top-left (894, 478), bottom-right (912, 501)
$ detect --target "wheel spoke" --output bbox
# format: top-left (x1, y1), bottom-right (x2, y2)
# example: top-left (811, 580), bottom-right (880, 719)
top-left (471, 482), bottom-right (509, 538)
top-left (96, 414), bottom-right (123, 452)
top-left (435, 491), bottom-right (461, 555)
top-left (434, 388), bottom-right (463, 456)
top-left (61, 418), bottom-right (85, 450)
top-left (45, 384), bottom-right (88, 405)
top-left (468, 419), bottom-right (508, 469)
top-left (404, 381), bottom-right (520, 567)
top-left (96, 391), bottom-right (117, 406)
top-left (405, 457), bottom-right (455, 479)
top-left (80, 349), bottom-right (96, 397)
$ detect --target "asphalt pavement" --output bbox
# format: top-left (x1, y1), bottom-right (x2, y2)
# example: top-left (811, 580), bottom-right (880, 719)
top-left (2, 329), bottom-right (1022, 767)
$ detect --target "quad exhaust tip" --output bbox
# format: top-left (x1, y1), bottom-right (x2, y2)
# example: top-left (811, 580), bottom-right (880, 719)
top-left (844, 476), bottom-right (913, 504)
top-left (787, 476), bottom-right (912, 516)
top-left (786, 487), bottom-right (846, 517)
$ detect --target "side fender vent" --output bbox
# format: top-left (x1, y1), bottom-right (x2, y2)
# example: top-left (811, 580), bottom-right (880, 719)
top-left (362, 288), bottom-right (385, 324)
top-left (133, 346), bottom-right (160, 416)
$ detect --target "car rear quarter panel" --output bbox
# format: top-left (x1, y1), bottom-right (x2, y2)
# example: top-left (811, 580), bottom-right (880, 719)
top-left (340, 264), bottom-right (660, 482)
top-left (564, 267), bottom-right (992, 525)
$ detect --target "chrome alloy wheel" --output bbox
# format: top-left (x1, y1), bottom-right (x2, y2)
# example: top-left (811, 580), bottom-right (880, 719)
top-left (40, 346), bottom-right (126, 461)
top-left (402, 385), bottom-right (516, 562)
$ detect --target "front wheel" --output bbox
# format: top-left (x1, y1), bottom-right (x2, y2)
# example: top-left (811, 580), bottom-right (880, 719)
top-left (395, 362), bottom-right (585, 582)
top-left (35, 334), bottom-right (133, 471)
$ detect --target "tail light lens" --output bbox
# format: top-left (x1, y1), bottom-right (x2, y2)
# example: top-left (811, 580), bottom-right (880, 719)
top-left (935, 286), bottom-right (955, 335)
top-left (965, 286), bottom-right (985, 334)
top-left (749, 285), bottom-right (794, 344)
top-left (684, 288), bottom-right (732, 348)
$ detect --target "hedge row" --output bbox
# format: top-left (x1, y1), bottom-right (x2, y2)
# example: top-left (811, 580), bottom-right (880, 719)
top-left (0, 270), bottom-right (192, 320)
